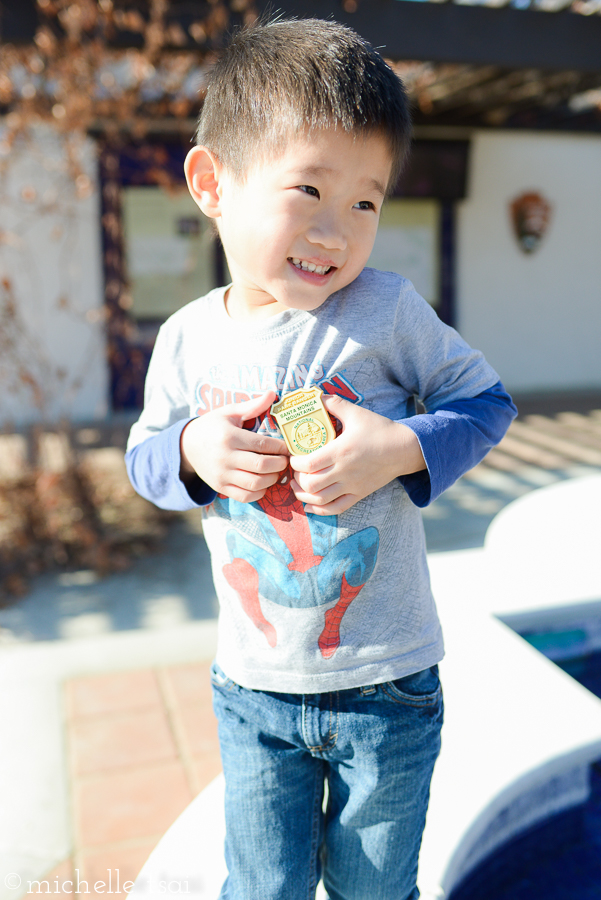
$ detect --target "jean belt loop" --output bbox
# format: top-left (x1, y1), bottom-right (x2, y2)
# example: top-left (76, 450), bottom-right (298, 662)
top-left (359, 684), bottom-right (377, 695)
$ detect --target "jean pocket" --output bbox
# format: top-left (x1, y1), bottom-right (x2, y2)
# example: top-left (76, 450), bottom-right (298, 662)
top-left (210, 661), bottom-right (235, 690)
top-left (381, 664), bottom-right (442, 707)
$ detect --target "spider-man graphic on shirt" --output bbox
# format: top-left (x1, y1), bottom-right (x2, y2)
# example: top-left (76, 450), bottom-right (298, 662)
top-left (210, 373), bottom-right (380, 659)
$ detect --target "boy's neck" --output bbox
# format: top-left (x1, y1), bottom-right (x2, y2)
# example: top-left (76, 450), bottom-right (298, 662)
top-left (224, 285), bottom-right (298, 321)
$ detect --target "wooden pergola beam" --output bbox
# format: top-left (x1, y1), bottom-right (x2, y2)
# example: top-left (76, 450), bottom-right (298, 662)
top-left (256, 0), bottom-right (601, 74)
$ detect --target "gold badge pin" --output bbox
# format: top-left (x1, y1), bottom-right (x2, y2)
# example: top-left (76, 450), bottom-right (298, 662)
top-left (271, 387), bottom-right (336, 456)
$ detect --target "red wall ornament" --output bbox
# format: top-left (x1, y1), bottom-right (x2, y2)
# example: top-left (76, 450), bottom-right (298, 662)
top-left (510, 192), bottom-right (552, 254)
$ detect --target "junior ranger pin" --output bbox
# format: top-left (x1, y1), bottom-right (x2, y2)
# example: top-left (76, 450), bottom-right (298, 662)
top-left (270, 387), bottom-right (336, 456)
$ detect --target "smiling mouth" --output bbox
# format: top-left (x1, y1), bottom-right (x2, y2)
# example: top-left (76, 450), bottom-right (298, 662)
top-left (289, 257), bottom-right (334, 275)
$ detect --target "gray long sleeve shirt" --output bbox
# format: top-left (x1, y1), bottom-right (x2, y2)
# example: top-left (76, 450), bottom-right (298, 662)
top-left (127, 268), bottom-right (513, 692)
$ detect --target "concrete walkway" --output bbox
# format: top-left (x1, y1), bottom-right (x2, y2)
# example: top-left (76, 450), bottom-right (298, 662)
top-left (0, 392), bottom-right (600, 899)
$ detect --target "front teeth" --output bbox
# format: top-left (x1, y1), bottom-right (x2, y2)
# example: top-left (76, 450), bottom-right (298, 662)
top-left (291, 258), bottom-right (332, 275)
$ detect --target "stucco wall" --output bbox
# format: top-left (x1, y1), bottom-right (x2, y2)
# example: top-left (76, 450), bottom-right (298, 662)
top-left (457, 130), bottom-right (601, 393)
top-left (0, 124), bottom-right (108, 426)
top-left (3, 126), bottom-right (600, 424)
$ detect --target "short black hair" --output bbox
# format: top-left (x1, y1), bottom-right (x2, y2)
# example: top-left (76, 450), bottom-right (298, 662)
top-left (196, 17), bottom-right (412, 191)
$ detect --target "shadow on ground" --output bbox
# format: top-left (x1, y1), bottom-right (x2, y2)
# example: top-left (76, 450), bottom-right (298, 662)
top-left (0, 511), bottom-right (217, 642)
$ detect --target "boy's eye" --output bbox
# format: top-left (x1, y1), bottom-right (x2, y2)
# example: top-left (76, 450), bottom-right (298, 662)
top-left (298, 185), bottom-right (319, 198)
top-left (354, 200), bottom-right (376, 211)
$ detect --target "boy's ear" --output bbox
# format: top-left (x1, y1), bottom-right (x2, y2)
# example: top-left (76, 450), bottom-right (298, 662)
top-left (184, 146), bottom-right (223, 219)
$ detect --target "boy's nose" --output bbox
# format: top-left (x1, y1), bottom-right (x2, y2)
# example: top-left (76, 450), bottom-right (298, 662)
top-left (306, 212), bottom-right (347, 252)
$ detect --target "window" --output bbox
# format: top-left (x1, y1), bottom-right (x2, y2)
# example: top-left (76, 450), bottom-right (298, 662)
top-left (368, 199), bottom-right (440, 310)
top-left (122, 185), bottom-right (216, 321)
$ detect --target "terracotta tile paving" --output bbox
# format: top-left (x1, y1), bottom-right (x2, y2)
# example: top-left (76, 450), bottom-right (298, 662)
top-left (37, 859), bottom-right (76, 900)
top-left (66, 670), bottom-right (164, 718)
top-left (173, 702), bottom-right (220, 756)
top-left (161, 663), bottom-right (214, 707)
top-left (70, 707), bottom-right (179, 775)
top-left (78, 842), bottom-right (161, 898)
top-left (51, 660), bottom-right (221, 897)
top-left (76, 761), bottom-right (193, 846)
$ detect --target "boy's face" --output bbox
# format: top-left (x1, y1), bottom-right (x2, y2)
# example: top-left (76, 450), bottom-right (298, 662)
top-left (208, 129), bottom-right (393, 319)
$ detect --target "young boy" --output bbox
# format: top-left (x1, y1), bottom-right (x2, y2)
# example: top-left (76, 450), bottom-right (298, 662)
top-left (126, 18), bottom-right (516, 900)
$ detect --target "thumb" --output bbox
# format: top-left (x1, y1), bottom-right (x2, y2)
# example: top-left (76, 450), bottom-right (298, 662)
top-left (322, 393), bottom-right (356, 425)
top-left (230, 390), bottom-right (278, 425)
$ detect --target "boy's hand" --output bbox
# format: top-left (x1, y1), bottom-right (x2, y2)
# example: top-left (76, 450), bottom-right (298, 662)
top-left (180, 391), bottom-right (289, 503)
top-left (289, 395), bottom-right (426, 515)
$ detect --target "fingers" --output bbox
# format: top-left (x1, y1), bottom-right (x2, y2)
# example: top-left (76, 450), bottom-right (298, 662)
top-left (229, 467), bottom-right (284, 496)
top-left (223, 484), bottom-right (273, 504)
top-left (289, 396), bottom-right (358, 474)
top-left (231, 390), bottom-right (278, 424)
top-left (236, 428), bottom-right (289, 459)
top-left (290, 476), bottom-right (340, 505)
top-left (303, 494), bottom-right (355, 516)
top-left (241, 449), bottom-right (289, 474)
top-left (322, 392), bottom-right (353, 422)
top-left (288, 446), bottom-right (335, 474)
top-left (290, 467), bottom-right (335, 495)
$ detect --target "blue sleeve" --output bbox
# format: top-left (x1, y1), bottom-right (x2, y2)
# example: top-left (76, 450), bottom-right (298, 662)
top-left (125, 418), bottom-right (217, 511)
top-left (398, 380), bottom-right (517, 508)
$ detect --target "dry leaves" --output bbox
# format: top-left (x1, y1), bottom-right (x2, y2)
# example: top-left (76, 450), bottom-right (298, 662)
top-left (0, 441), bottom-right (177, 606)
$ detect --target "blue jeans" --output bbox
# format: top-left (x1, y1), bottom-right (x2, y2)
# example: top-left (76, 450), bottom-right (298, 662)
top-left (211, 662), bottom-right (443, 900)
